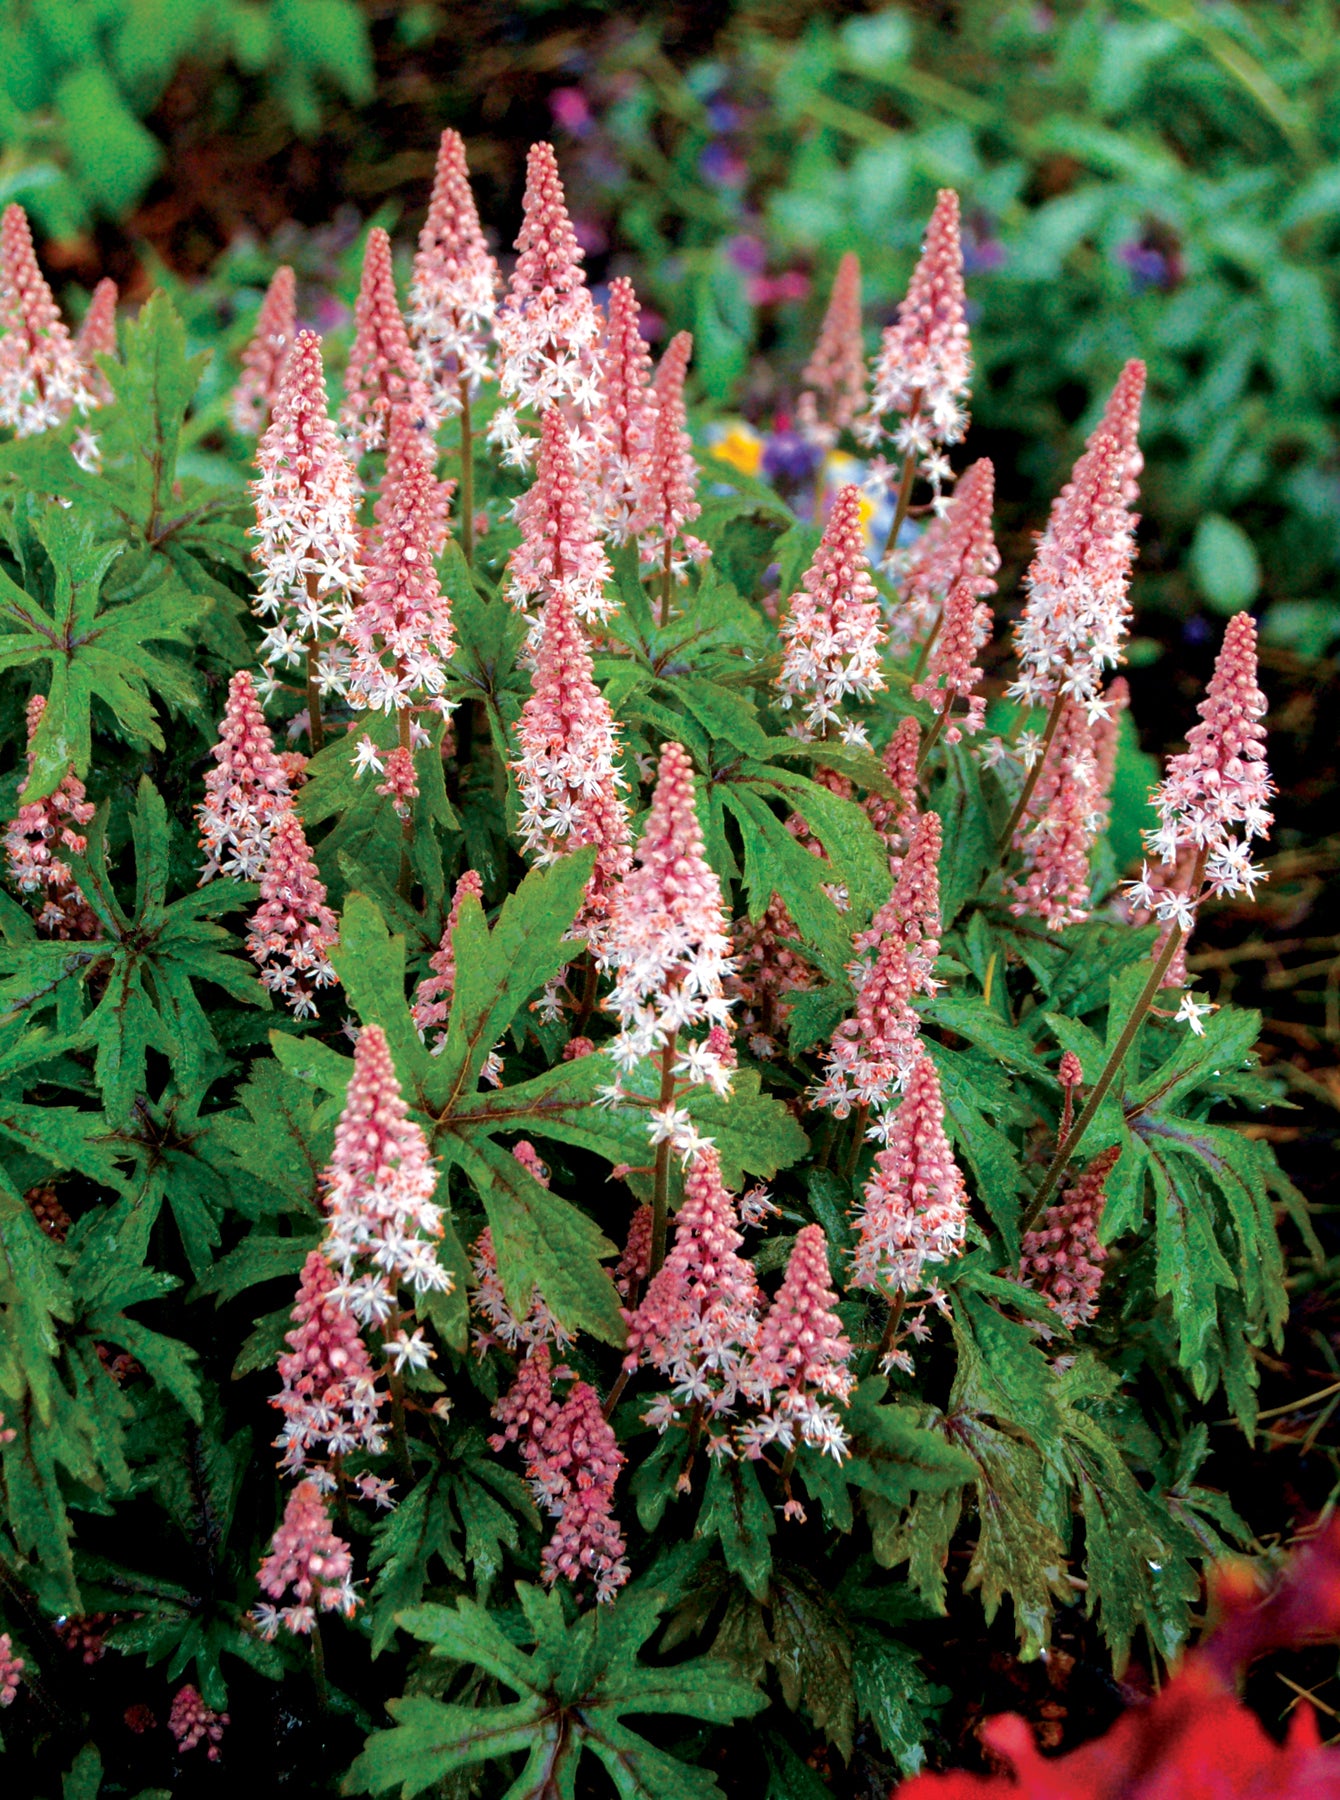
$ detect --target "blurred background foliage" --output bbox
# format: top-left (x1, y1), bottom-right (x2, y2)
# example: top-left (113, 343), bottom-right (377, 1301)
top-left (3, 0), bottom-right (1340, 662)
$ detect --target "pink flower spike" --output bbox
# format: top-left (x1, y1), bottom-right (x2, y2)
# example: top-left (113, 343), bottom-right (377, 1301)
top-left (375, 745), bottom-right (419, 819)
top-left (813, 894), bottom-right (924, 1118)
top-left (853, 1050), bottom-right (969, 1302)
top-left (409, 129), bottom-right (498, 418)
top-left (800, 251), bottom-right (865, 438)
top-left (168, 1685), bottom-right (229, 1761)
top-left (896, 456), bottom-right (998, 652)
top-left (342, 227), bottom-right (434, 454)
top-left (615, 1204), bottom-right (653, 1297)
top-left (489, 1342), bottom-right (559, 1456)
top-left (854, 808), bottom-right (942, 991)
top-left (633, 330), bottom-right (705, 577)
top-left (74, 278), bottom-right (118, 406)
top-left (246, 810), bottom-right (339, 1016)
top-left (251, 329), bottom-right (363, 693)
top-left (374, 398), bottom-right (452, 557)
top-left (603, 741), bottom-right (734, 1082)
top-left (728, 893), bottom-right (815, 1062)
top-left (1091, 674), bottom-right (1128, 826)
top-left (0, 1632), bottom-right (23, 1709)
top-left (198, 669), bottom-right (293, 882)
top-left (596, 275), bottom-right (657, 540)
top-left (0, 203), bottom-right (94, 436)
top-left (622, 1145), bottom-right (760, 1420)
top-left (777, 483), bottom-right (887, 741)
top-left (346, 405), bottom-right (456, 716)
top-left (322, 1022), bottom-right (450, 1321)
top-left (491, 142), bottom-right (602, 468)
top-left (232, 266), bottom-right (296, 435)
top-left (1008, 700), bottom-right (1102, 930)
top-left (863, 190), bottom-right (970, 502)
top-left (271, 1248), bottom-right (387, 1478)
top-left (912, 570), bottom-right (992, 743)
top-left (538, 1381), bottom-right (629, 1603)
top-left (865, 716), bottom-right (922, 864)
top-left (1020, 1146), bottom-right (1119, 1330)
top-left (507, 407), bottom-right (614, 626)
top-left (741, 1224), bottom-right (854, 1462)
top-left (511, 581), bottom-right (632, 953)
top-left (4, 693), bottom-right (97, 939)
top-left (473, 1226), bottom-right (570, 1354)
top-left (1010, 361), bottom-right (1146, 714)
top-left (1136, 611), bottom-right (1272, 947)
top-left (254, 1479), bottom-right (358, 1638)
top-left (412, 868), bottom-right (484, 1043)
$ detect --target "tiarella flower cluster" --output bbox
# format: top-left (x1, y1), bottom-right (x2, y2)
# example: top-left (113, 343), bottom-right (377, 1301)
top-left (728, 894), bottom-right (815, 1061)
top-left (738, 1224), bottom-right (854, 1469)
top-left (777, 482), bottom-right (887, 742)
top-left (412, 868), bottom-right (483, 1045)
top-left (271, 1249), bottom-right (388, 1481)
top-left (232, 265), bottom-right (296, 434)
top-left (595, 275), bottom-right (657, 539)
top-left (246, 810), bottom-right (339, 1015)
top-left (75, 278), bottom-right (118, 408)
top-left (3, 693), bottom-right (97, 938)
top-left (168, 1686), bottom-right (228, 1761)
top-left (197, 670), bottom-right (293, 881)
top-left (602, 742), bottom-right (736, 1146)
top-left (321, 1023), bottom-right (451, 1345)
top-left (911, 559), bottom-right (993, 743)
top-left (1019, 1146), bottom-right (1119, 1331)
top-left (894, 456), bottom-right (998, 653)
top-left (254, 1478), bottom-right (358, 1638)
top-left (507, 407), bottom-right (615, 627)
top-left (814, 808), bottom-right (943, 1116)
top-left (622, 1144), bottom-right (761, 1433)
top-left (0, 203), bottom-right (97, 441)
top-left (408, 129), bottom-right (498, 418)
top-left (1131, 612), bottom-right (1273, 939)
top-left (250, 330), bottom-right (363, 697)
top-left (0, 1633), bottom-right (22, 1708)
top-left (799, 251), bottom-right (866, 445)
top-left (862, 189), bottom-right (971, 517)
top-left (341, 227), bottom-right (434, 454)
top-left (865, 715), bottom-right (922, 869)
top-left (490, 142), bottom-right (602, 468)
top-left (633, 330), bottom-right (706, 576)
top-left (345, 404), bottom-right (456, 716)
top-left (852, 1050), bottom-right (969, 1332)
top-left (1009, 360), bottom-right (1145, 717)
top-left (1007, 700), bottom-right (1103, 929)
top-left (471, 1217), bottom-right (572, 1356)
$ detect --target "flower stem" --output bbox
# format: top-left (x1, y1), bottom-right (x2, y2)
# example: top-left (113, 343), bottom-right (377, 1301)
top-left (458, 383), bottom-right (475, 566)
top-left (573, 953), bottom-right (599, 1036)
top-left (648, 1029), bottom-right (679, 1277)
top-left (304, 630), bottom-right (325, 754)
top-left (874, 1292), bottom-right (906, 1369)
top-left (916, 701), bottom-right (951, 771)
top-left (659, 538), bottom-right (674, 628)
top-left (996, 689), bottom-right (1067, 853)
top-left (843, 1103), bottom-right (869, 1181)
top-left (310, 1615), bottom-right (329, 1713)
top-left (386, 1367), bottom-right (415, 1488)
top-left (602, 1366), bottom-right (631, 1422)
top-left (396, 705), bottom-right (414, 902)
top-left (1017, 853), bottom-right (1206, 1239)
top-left (877, 392), bottom-right (923, 566)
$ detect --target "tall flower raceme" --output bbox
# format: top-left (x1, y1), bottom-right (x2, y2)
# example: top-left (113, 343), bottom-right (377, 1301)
top-left (231, 265), bottom-right (297, 435)
top-left (798, 251), bottom-right (866, 447)
top-left (739, 1224), bottom-right (855, 1472)
top-left (168, 1686), bottom-right (228, 1761)
top-left (1128, 612), bottom-right (1273, 988)
top-left (895, 456), bottom-right (999, 656)
top-left (250, 330), bottom-right (364, 722)
top-left (852, 1049), bottom-right (969, 1347)
top-left (1007, 700), bottom-right (1103, 930)
top-left (408, 129), bottom-right (498, 420)
top-left (865, 714), bottom-right (922, 868)
top-left (0, 203), bottom-right (97, 439)
top-left (344, 404), bottom-right (456, 733)
top-left (411, 867), bottom-right (484, 1045)
top-left (321, 1023), bottom-right (452, 1341)
top-left (490, 141), bottom-right (602, 470)
top-left (911, 565), bottom-right (993, 746)
top-left (3, 693), bottom-right (97, 938)
top-left (594, 274), bottom-right (657, 541)
top-left (341, 228), bottom-right (434, 456)
top-left (253, 1478), bottom-right (358, 1639)
top-left (632, 330), bottom-right (707, 594)
top-left (776, 483), bottom-right (887, 744)
top-left (1018, 1146), bottom-right (1119, 1331)
top-left (853, 809), bottom-right (943, 988)
top-left (471, 1220), bottom-right (572, 1357)
top-left (74, 277), bottom-right (118, 407)
top-left (246, 810), bottom-right (339, 1016)
top-left (507, 407), bottom-right (615, 629)
top-left (1008, 360), bottom-right (1146, 723)
top-left (197, 669), bottom-right (293, 882)
top-left (536, 1382), bottom-right (629, 1603)
top-left (270, 1250), bottom-right (388, 1483)
top-left (1091, 674), bottom-right (1128, 829)
top-left (602, 741), bottom-right (736, 1137)
top-left (861, 189), bottom-right (971, 535)
top-left (621, 1144), bottom-right (762, 1435)
top-left (728, 893), bottom-right (816, 1061)
top-left (511, 580), bottom-right (632, 964)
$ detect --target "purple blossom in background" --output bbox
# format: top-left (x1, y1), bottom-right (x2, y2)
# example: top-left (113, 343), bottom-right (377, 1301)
top-left (725, 234), bottom-right (767, 275)
top-left (550, 87), bottom-right (594, 139)
top-left (749, 271), bottom-right (811, 307)
top-left (700, 142), bottom-right (747, 188)
top-left (962, 213), bottom-right (1007, 275)
top-left (762, 428), bottom-right (822, 489)
top-left (707, 99), bottom-right (740, 133)
top-left (1118, 222), bottom-right (1184, 293)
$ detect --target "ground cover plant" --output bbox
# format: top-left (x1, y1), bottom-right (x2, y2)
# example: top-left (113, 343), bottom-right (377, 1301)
top-left (0, 130), bottom-right (1327, 1797)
